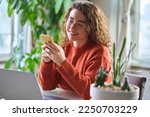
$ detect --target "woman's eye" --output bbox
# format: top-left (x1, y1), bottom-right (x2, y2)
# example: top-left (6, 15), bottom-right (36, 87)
top-left (69, 20), bottom-right (73, 23)
top-left (77, 23), bottom-right (84, 27)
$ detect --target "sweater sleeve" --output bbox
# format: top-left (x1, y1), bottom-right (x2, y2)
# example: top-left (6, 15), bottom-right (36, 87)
top-left (38, 60), bottom-right (60, 90)
top-left (57, 55), bottom-right (112, 100)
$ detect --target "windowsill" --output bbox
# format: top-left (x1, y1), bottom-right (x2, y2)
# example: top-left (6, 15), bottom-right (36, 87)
top-left (0, 54), bottom-right (11, 62)
top-left (131, 59), bottom-right (150, 69)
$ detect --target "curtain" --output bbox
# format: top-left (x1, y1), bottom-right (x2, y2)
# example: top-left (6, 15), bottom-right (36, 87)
top-left (118, 0), bottom-right (134, 41)
top-left (117, 0), bottom-right (134, 60)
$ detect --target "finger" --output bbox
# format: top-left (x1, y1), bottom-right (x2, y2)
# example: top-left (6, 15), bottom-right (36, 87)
top-left (42, 44), bottom-right (54, 54)
top-left (47, 47), bottom-right (59, 55)
top-left (42, 44), bottom-right (48, 50)
top-left (42, 49), bottom-right (53, 57)
top-left (42, 43), bottom-right (52, 49)
top-left (42, 50), bottom-right (48, 55)
top-left (42, 51), bottom-right (52, 60)
top-left (42, 53), bottom-right (51, 63)
top-left (49, 43), bottom-right (60, 52)
top-left (45, 52), bottom-right (54, 61)
top-left (42, 43), bottom-right (58, 55)
top-left (45, 47), bottom-right (57, 57)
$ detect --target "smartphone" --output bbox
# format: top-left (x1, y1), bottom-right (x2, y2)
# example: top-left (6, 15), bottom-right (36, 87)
top-left (40, 34), bottom-right (53, 43)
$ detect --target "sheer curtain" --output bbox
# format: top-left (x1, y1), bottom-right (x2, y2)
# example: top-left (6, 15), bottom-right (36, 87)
top-left (116, 0), bottom-right (134, 66)
top-left (117, 0), bottom-right (134, 50)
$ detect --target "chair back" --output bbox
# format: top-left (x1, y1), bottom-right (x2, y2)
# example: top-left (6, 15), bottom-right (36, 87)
top-left (125, 73), bottom-right (147, 100)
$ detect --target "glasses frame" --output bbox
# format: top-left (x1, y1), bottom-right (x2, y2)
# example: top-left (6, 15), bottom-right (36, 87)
top-left (66, 17), bottom-right (88, 30)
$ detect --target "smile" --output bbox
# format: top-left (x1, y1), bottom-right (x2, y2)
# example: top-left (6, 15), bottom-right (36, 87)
top-left (67, 29), bottom-right (78, 36)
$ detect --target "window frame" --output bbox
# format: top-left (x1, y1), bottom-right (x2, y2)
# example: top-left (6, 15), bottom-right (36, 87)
top-left (130, 0), bottom-right (150, 69)
top-left (0, 15), bottom-right (14, 62)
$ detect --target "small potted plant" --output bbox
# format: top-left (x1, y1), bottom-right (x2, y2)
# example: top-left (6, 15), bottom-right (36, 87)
top-left (90, 37), bottom-right (139, 100)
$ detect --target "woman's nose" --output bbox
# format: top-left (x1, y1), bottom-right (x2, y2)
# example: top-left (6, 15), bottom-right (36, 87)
top-left (70, 22), bottom-right (77, 28)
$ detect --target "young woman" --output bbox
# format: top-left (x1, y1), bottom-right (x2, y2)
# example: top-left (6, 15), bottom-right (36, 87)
top-left (38, 1), bottom-right (112, 100)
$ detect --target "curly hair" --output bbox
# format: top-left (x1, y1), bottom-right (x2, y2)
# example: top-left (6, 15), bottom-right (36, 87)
top-left (61, 1), bottom-right (111, 47)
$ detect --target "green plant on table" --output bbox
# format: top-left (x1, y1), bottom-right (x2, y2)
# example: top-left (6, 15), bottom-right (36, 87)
top-left (95, 37), bottom-right (136, 91)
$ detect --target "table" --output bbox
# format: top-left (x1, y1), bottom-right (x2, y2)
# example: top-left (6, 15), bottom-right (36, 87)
top-left (41, 88), bottom-right (82, 100)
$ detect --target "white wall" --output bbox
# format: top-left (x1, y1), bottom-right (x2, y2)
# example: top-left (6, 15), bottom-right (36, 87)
top-left (91, 0), bottom-right (120, 42)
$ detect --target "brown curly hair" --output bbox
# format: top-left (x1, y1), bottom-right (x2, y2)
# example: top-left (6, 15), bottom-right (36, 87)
top-left (61, 1), bottom-right (111, 47)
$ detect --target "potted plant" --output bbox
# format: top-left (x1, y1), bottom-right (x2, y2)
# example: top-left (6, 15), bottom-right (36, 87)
top-left (90, 37), bottom-right (139, 100)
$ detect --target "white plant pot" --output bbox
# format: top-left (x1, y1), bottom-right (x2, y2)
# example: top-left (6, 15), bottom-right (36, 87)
top-left (90, 83), bottom-right (139, 100)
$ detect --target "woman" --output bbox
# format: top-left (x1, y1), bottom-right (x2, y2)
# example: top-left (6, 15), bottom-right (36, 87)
top-left (38, 1), bottom-right (112, 100)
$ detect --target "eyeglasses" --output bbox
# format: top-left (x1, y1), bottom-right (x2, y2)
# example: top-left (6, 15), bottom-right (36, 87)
top-left (66, 17), bottom-right (87, 30)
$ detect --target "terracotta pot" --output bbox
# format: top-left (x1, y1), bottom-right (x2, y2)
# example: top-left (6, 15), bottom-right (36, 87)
top-left (90, 83), bottom-right (139, 100)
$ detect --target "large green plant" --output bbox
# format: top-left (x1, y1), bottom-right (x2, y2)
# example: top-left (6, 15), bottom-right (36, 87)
top-left (4, 0), bottom-right (72, 73)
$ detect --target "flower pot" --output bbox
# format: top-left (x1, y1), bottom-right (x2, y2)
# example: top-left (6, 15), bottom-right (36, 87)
top-left (90, 83), bottom-right (139, 100)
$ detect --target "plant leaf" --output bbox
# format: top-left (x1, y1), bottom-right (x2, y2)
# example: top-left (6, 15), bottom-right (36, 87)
top-left (29, 60), bottom-right (35, 72)
top-left (113, 43), bottom-right (116, 79)
top-left (63, 0), bottom-right (72, 11)
top-left (10, 0), bottom-right (19, 10)
top-left (7, 1), bottom-right (14, 17)
top-left (121, 77), bottom-right (130, 91)
top-left (4, 58), bottom-right (14, 69)
top-left (20, 12), bottom-right (28, 26)
top-left (55, 0), bottom-right (63, 14)
top-left (118, 37), bottom-right (126, 62)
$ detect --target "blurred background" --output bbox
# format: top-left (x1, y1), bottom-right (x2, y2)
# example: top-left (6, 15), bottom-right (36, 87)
top-left (0, 0), bottom-right (150, 99)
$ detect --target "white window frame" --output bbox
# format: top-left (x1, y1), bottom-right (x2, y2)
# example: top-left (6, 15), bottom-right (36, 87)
top-left (0, 13), bottom-right (31, 63)
top-left (0, 1), bottom-right (13, 61)
top-left (131, 0), bottom-right (150, 69)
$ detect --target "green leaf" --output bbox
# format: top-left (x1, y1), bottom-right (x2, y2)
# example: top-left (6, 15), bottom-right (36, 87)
top-left (59, 13), bottom-right (64, 25)
top-left (63, 0), bottom-right (72, 11)
top-left (4, 58), bottom-right (14, 69)
top-left (10, 0), bottom-right (19, 10)
top-left (20, 12), bottom-right (28, 26)
top-left (34, 58), bottom-right (40, 65)
top-left (121, 77), bottom-right (130, 91)
top-left (29, 60), bottom-right (35, 72)
top-left (55, 0), bottom-right (63, 14)
top-left (94, 67), bottom-right (108, 87)
top-left (112, 43), bottom-right (116, 79)
top-left (7, 2), bottom-right (14, 17)
top-left (118, 37), bottom-right (126, 62)
top-left (16, 0), bottom-right (22, 13)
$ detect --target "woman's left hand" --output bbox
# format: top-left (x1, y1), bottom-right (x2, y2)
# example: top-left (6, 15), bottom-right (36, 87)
top-left (47, 42), bottom-right (66, 66)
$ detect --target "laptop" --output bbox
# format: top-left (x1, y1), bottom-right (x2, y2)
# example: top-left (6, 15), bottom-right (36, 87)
top-left (0, 68), bottom-right (43, 100)
top-left (0, 68), bottom-right (81, 100)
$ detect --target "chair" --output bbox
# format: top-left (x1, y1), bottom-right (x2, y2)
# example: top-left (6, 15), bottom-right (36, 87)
top-left (125, 73), bottom-right (147, 100)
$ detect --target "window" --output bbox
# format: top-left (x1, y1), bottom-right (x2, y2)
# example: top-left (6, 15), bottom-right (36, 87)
top-left (131, 0), bottom-right (150, 68)
top-left (139, 0), bottom-right (150, 61)
top-left (0, 0), bottom-right (12, 60)
top-left (0, 0), bottom-right (29, 62)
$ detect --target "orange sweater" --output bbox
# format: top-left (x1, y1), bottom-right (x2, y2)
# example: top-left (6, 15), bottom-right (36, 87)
top-left (38, 41), bottom-right (112, 100)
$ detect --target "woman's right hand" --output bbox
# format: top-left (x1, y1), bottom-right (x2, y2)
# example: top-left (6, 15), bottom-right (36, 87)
top-left (41, 44), bottom-right (52, 63)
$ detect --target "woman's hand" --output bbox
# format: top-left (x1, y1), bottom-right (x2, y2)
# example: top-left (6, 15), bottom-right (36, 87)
top-left (42, 44), bottom-right (52, 63)
top-left (42, 43), bottom-right (66, 65)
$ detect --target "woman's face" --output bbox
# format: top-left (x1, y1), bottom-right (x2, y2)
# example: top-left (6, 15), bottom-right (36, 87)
top-left (66, 9), bottom-right (89, 42)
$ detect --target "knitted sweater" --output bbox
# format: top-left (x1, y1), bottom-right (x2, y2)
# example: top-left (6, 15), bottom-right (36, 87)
top-left (38, 40), bottom-right (112, 100)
